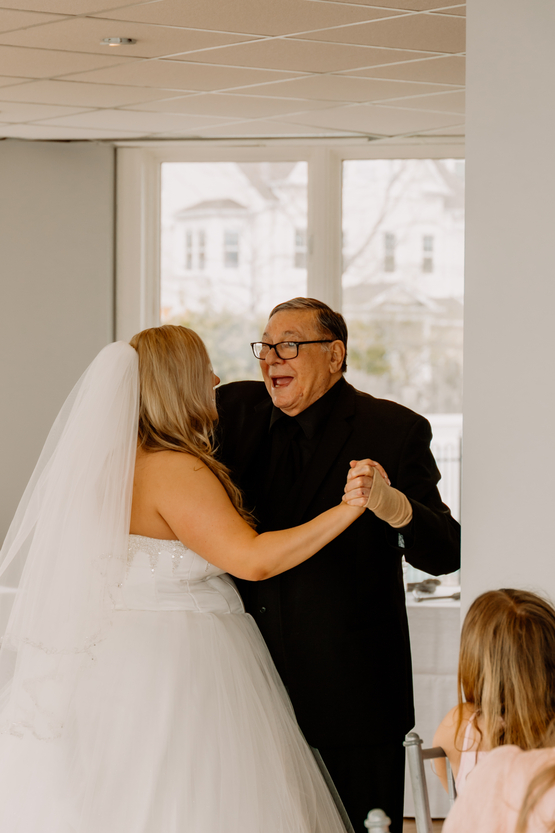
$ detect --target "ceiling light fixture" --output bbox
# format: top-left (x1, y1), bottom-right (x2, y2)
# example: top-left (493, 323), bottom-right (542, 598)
top-left (101, 37), bottom-right (136, 46)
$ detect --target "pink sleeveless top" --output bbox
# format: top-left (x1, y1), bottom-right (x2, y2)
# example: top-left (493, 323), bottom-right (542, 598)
top-left (444, 746), bottom-right (555, 833)
top-left (455, 713), bottom-right (488, 795)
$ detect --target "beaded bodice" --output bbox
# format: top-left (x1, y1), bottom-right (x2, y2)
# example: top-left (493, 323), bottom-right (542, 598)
top-left (110, 535), bottom-right (244, 614)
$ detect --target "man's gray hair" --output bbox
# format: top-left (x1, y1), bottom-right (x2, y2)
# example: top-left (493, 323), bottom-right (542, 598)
top-left (269, 297), bottom-right (348, 373)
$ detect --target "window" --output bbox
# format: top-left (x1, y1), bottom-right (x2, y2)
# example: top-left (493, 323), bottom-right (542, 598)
top-left (384, 232), bottom-right (396, 272)
top-left (185, 230), bottom-right (193, 270)
top-left (342, 159), bottom-right (464, 416)
top-left (224, 230), bottom-right (239, 268)
top-left (294, 229), bottom-right (307, 269)
top-left (422, 234), bottom-right (434, 273)
top-left (198, 230), bottom-right (206, 270)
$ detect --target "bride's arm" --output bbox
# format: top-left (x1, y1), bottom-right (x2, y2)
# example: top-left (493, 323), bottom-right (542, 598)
top-left (149, 451), bottom-right (365, 581)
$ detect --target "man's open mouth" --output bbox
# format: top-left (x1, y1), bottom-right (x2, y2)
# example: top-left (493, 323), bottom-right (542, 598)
top-left (271, 376), bottom-right (294, 387)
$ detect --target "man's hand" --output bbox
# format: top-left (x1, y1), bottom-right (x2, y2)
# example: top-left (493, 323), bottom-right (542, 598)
top-left (343, 459), bottom-right (412, 528)
top-left (342, 459), bottom-right (390, 507)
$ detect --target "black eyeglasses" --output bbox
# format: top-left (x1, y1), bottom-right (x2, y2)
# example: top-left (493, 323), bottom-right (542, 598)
top-left (251, 340), bottom-right (333, 360)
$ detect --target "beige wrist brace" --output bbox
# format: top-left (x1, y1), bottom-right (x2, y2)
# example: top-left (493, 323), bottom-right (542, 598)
top-left (366, 469), bottom-right (413, 528)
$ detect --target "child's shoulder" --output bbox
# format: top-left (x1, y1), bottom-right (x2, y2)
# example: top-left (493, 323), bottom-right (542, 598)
top-left (434, 703), bottom-right (477, 753)
top-left (440, 702), bottom-right (475, 728)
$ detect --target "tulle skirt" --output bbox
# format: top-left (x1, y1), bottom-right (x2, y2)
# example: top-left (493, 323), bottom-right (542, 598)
top-left (0, 609), bottom-right (347, 833)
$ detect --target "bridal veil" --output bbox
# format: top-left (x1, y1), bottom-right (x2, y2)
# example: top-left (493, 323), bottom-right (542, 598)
top-left (0, 342), bottom-right (139, 739)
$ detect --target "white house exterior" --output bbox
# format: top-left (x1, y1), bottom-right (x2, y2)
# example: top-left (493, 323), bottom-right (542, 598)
top-left (161, 161), bottom-right (308, 324)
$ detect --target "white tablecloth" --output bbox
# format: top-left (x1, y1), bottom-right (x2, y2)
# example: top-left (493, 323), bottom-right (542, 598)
top-left (404, 596), bottom-right (461, 818)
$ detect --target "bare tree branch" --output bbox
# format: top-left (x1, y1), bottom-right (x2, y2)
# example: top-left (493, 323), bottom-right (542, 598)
top-left (342, 161), bottom-right (409, 274)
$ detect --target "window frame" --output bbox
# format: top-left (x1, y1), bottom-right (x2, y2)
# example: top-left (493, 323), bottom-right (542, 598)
top-left (115, 139), bottom-right (464, 341)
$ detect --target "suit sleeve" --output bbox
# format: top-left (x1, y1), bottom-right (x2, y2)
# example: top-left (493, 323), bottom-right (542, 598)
top-left (391, 415), bottom-right (461, 576)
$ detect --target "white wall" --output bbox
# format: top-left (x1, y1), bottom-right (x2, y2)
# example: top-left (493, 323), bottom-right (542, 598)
top-left (462, 1), bottom-right (555, 610)
top-left (0, 140), bottom-right (115, 542)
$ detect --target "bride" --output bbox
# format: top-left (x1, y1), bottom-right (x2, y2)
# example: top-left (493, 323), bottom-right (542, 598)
top-left (0, 324), bottom-right (368, 833)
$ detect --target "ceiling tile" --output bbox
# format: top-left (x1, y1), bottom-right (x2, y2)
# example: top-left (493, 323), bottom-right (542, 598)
top-left (380, 88), bottom-right (465, 113)
top-left (122, 92), bottom-right (341, 118)
top-left (176, 40), bottom-right (432, 73)
top-left (297, 12), bottom-right (465, 53)
top-left (179, 118), bottom-right (352, 138)
top-left (0, 44), bottom-right (139, 77)
top-left (34, 106), bottom-right (244, 132)
top-left (434, 5), bottom-right (466, 15)
top-left (0, 121), bottom-right (146, 138)
top-left (0, 0), bottom-right (164, 14)
top-left (228, 74), bottom-right (457, 102)
top-left (417, 122), bottom-right (465, 135)
top-left (0, 9), bottom-right (65, 33)
top-left (0, 78), bottom-right (194, 106)
top-left (0, 74), bottom-right (27, 86)
top-left (0, 99), bottom-right (92, 121)
top-left (60, 59), bottom-right (305, 90)
top-left (131, 112), bottom-right (257, 131)
top-left (137, 112), bottom-right (245, 129)
top-left (314, 0), bottom-right (462, 8)
top-left (340, 55), bottom-right (465, 85)
top-left (0, 16), bottom-right (258, 58)
top-left (98, 0), bottom-right (404, 37)
top-left (281, 102), bottom-right (465, 135)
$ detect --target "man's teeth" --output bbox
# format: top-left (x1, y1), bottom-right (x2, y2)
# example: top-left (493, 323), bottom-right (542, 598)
top-left (273, 377), bottom-right (292, 387)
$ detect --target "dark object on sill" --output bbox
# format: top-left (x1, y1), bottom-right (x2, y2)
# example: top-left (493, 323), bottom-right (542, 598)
top-left (406, 578), bottom-right (441, 594)
top-left (413, 590), bottom-right (460, 602)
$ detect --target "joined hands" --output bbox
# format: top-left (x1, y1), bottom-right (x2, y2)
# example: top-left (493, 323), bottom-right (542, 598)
top-left (342, 459), bottom-right (412, 529)
top-left (342, 459), bottom-right (390, 508)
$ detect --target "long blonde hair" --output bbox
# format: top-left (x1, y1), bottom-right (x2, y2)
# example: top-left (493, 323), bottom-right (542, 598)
top-left (456, 589), bottom-right (555, 752)
top-left (129, 325), bottom-right (253, 526)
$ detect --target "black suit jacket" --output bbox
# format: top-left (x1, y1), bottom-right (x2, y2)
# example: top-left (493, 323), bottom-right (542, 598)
top-left (216, 380), bottom-right (461, 748)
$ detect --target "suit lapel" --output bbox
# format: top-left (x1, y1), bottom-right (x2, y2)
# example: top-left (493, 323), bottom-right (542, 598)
top-left (287, 383), bottom-right (356, 525)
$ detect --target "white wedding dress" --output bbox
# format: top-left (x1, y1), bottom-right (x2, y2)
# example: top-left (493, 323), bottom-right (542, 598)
top-left (0, 534), bottom-right (347, 833)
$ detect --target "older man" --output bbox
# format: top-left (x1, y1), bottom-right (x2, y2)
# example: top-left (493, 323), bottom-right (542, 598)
top-left (216, 297), bottom-right (460, 833)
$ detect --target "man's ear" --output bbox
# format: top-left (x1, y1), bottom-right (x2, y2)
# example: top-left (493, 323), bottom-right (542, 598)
top-left (329, 340), bottom-right (345, 373)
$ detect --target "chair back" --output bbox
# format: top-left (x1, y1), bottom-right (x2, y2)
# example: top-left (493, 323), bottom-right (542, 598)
top-left (404, 731), bottom-right (457, 833)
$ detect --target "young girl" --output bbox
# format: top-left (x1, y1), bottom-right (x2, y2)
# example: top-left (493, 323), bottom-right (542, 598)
top-left (441, 736), bottom-right (555, 833)
top-left (433, 588), bottom-right (555, 796)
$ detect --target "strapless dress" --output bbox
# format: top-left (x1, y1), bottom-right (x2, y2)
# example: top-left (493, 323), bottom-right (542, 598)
top-left (0, 536), bottom-right (347, 833)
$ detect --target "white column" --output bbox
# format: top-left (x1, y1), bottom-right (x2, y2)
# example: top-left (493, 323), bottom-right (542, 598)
top-left (307, 147), bottom-right (343, 310)
top-left (462, 0), bottom-right (555, 609)
top-left (116, 148), bottom-right (161, 341)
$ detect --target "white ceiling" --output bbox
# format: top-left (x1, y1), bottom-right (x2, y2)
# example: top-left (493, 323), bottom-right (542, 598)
top-left (0, 0), bottom-right (465, 141)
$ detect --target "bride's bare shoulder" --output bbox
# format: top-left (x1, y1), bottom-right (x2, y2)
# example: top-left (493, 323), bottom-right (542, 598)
top-left (135, 448), bottom-right (212, 481)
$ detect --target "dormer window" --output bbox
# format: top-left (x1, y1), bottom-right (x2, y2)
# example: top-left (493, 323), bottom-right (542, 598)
top-left (422, 235), bottom-right (434, 273)
top-left (224, 230), bottom-right (239, 268)
top-left (384, 232), bottom-right (396, 272)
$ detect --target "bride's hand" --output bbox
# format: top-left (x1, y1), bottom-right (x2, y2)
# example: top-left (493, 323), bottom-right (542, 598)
top-left (342, 459), bottom-right (390, 507)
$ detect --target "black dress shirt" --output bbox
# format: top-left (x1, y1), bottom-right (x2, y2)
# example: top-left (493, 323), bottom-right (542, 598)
top-left (259, 377), bottom-right (346, 531)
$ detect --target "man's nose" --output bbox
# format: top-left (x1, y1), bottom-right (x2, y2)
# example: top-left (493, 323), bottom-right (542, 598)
top-left (264, 346), bottom-right (284, 365)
